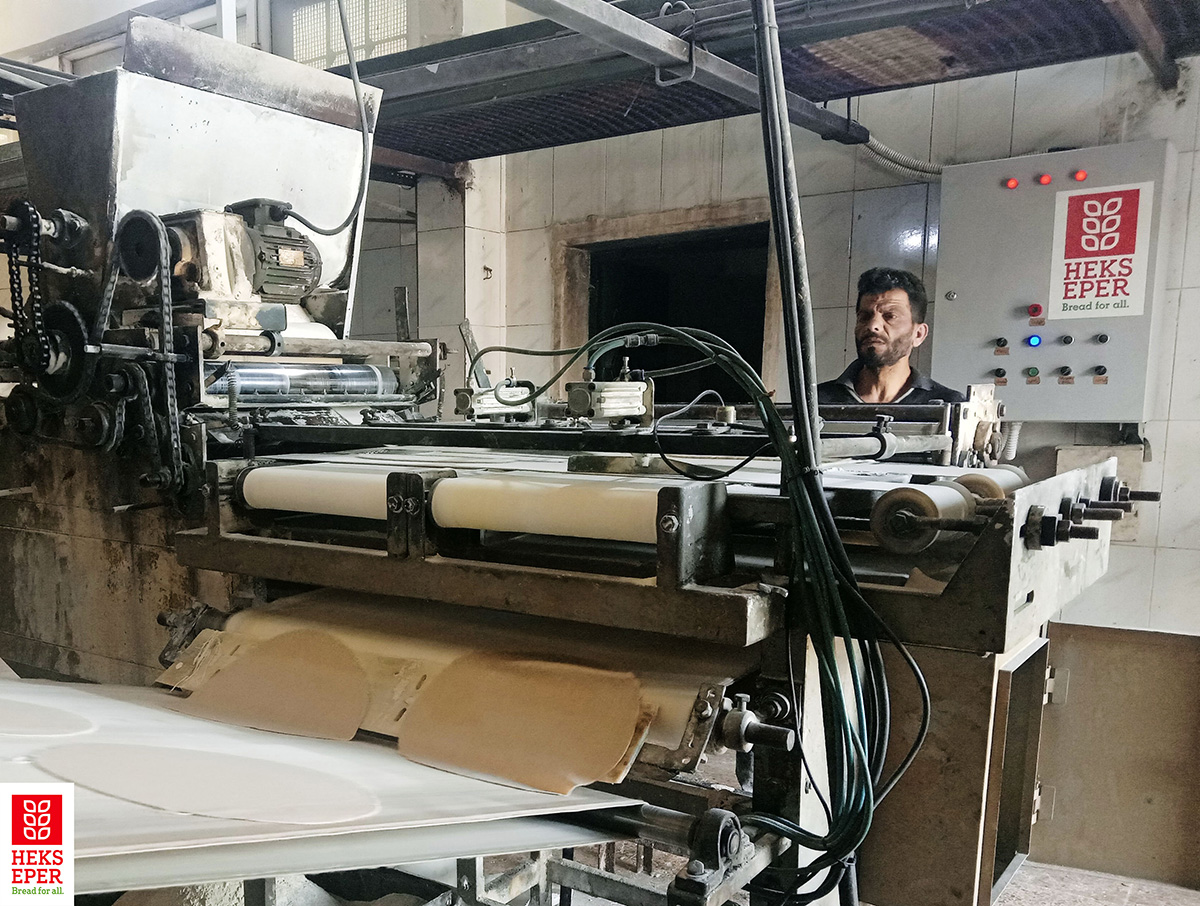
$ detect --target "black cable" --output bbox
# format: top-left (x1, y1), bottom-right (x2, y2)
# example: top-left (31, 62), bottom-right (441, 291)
top-left (651, 389), bottom-right (774, 480)
top-left (283, 0), bottom-right (371, 237)
top-left (465, 316), bottom-right (930, 884)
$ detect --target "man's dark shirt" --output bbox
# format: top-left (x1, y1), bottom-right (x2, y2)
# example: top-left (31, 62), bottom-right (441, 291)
top-left (817, 360), bottom-right (967, 405)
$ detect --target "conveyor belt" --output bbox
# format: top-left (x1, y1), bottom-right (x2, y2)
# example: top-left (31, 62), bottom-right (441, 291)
top-left (0, 679), bottom-right (637, 893)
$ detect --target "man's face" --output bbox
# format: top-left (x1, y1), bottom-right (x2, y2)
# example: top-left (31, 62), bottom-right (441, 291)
top-left (854, 288), bottom-right (929, 369)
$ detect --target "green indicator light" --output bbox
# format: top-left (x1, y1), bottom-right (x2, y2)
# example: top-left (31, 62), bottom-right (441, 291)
top-left (1027, 367), bottom-right (1040, 377)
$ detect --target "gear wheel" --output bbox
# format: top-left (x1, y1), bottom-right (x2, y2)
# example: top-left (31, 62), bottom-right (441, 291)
top-left (38, 301), bottom-right (97, 402)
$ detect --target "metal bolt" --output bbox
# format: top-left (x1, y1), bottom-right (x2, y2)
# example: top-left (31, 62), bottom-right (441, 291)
top-left (459, 876), bottom-right (471, 889)
top-left (944, 291), bottom-right (958, 301)
top-left (387, 495), bottom-right (403, 513)
top-left (694, 700), bottom-right (714, 719)
top-left (402, 497), bottom-right (421, 515)
top-left (659, 514), bottom-right (680, 534)
top-left (686, 860), bottom-right (705, 877)
top-left (734, 693), bottom-right (751, 710)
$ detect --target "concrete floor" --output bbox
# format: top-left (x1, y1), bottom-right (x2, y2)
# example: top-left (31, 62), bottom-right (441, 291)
top-left (107, 856), bottom-right (1200, 906)
top-left (994, 861), bottom-right (1200, 906)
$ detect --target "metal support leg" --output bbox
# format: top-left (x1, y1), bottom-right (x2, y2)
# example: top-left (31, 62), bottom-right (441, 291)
top-left (601, 842), bottom-right (617, 873)
top-left (639, 842), bottom-right (654, 875)
top-left (244, 879), bottom-right (275, 906)
top-left (560, 847), bottom-right (575, 906)
top-left (457, 857), bottom-right (486, 906)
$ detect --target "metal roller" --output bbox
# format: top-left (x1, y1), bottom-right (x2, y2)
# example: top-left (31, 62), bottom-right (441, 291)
top-left (430, 473), bottom-right (665, 543)
top-left (204, 363), bottom-right (400, 398)
top-left (869, 480), bottom-right (977, 554)
top-left (832, 463), bottom-right (1030, 499)
top-left (951, 465), bottom-right (1029, 499)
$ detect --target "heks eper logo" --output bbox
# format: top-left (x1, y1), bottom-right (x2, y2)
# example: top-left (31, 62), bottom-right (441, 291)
top-left (11, 797), bottom-right (61, 847)
top-left (1064, 188), bottom-right (1140, 259)
top-left (3, 783), bottom-right (72, 903)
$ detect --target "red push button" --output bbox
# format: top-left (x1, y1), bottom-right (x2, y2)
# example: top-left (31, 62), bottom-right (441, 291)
top-left (1028, 303), bottom-right (1044, 318)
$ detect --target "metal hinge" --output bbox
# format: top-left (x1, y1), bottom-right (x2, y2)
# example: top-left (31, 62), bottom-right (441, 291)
top-left (1031, 781), bottom-right (1054, 825)
top-left (1044, 665), bottom-right (1068, 704)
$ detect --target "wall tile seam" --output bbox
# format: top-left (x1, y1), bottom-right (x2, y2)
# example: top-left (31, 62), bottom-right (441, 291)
top-left (417, 226), bottom-right (471, 238)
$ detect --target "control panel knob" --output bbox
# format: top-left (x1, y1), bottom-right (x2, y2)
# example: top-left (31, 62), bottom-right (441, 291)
top-left (1094, 365), bottom-right (1108, 375)
top-left (1059, 366), bottom-right (1072, 376)
top-left (995, 337), bottom-right (1008, 348)
top-left (1096, 333), bottom-right (1110, 344)
top-left (1061, 335), bottom-right (1074, 345)
top-left (993, 367), bottom-right (1007, 378)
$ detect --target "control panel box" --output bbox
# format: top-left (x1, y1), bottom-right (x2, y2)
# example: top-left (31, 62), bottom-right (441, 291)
top-left (932, 141), bottom-right (1175, 421)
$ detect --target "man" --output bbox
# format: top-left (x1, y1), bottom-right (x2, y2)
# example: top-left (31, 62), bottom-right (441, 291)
top-left (817, 267), bottom-right (965, 405)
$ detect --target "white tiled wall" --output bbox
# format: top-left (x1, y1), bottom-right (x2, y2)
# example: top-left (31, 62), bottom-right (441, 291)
top-left (352, 180), bottom-right (417, 341)
top-left (402, 52), bottom-right (1200, 633)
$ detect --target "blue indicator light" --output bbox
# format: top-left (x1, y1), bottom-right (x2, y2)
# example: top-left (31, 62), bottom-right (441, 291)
top-left (1027, 335), bottom-right (1042, 348)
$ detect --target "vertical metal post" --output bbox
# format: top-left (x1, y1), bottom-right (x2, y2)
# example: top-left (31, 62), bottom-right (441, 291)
top-left (216, 0), bottom-right (238, 42)
top-left (244, 879), bottom-right (276, 906)
top-left (254, 0), bottom-right (273, 51)
top-left (559, 848), bottom-right (575, 906)
top-left (456, 857), bottom-right (485, 906)
top-left (600, 842), bottom-right (617, 873)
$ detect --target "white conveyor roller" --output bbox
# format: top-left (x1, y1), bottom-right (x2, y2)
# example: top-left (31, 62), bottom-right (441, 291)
top-left (869, 480), bottom-right (977, 554)
top-left (239, 463), bottom-right (392, 520)
top-left (431, 473), bottom-right (665, 544)
top-left (830, 463), bottom-right (1030, 498)
top-left (239, 465), bottom-right (670, 543)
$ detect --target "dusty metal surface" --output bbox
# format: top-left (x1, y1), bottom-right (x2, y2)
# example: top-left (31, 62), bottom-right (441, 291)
top-left (0, 436), bottom-right (235, 683)
top-left (174, 527), bottom-right (780, 647)
top-left (122, 17), bottom-right (380, 131)
top-left (0, 141), bottom-right (23, 193)
top-left (14, 46), bottom-right (375, 325)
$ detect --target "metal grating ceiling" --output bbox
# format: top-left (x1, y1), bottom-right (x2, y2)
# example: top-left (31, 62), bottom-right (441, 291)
top-left (359, 0), bottom-right (1200, 163)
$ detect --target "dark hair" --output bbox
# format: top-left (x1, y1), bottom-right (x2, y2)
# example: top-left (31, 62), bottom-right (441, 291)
top-left (856, 267), bottom-right (929, 323)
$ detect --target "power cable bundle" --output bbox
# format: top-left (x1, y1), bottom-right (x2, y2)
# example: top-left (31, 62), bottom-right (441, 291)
top-left (465, 0), bottom-right (929, 896)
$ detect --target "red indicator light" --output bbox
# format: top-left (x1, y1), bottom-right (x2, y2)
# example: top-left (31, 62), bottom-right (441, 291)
top-left (1004, 177), bottom-right (1020, 189)
top-left (1038, 173), bottom-right (1052, 185)
top-left (1073, 169), bottom-right (1088, 181)
top-left (1028, 303), bottom-right (1044, 318)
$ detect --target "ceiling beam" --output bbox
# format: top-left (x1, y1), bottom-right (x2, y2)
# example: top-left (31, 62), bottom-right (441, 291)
top-left (1101, 0), bottom-right (1179, 90)
top-left (508, 0), bottom-right (868, 143)
top-left (365, 0), bottom-right (980, 124)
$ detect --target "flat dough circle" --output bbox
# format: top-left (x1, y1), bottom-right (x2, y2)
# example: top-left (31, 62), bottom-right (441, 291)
top-left (0, 699), bottom-right (94, 737)
top-left (34, 744), bottom-right (380, 825)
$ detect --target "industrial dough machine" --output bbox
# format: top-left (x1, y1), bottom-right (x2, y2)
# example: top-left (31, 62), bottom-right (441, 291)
top-left (0, 18), bottom-right (1162, 906)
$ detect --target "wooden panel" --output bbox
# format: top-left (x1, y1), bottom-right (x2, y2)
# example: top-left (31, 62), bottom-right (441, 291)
top-left (858, 645), bottom-right (999, 906)
top-left (1032, 623), bottom-right (1200, 887)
